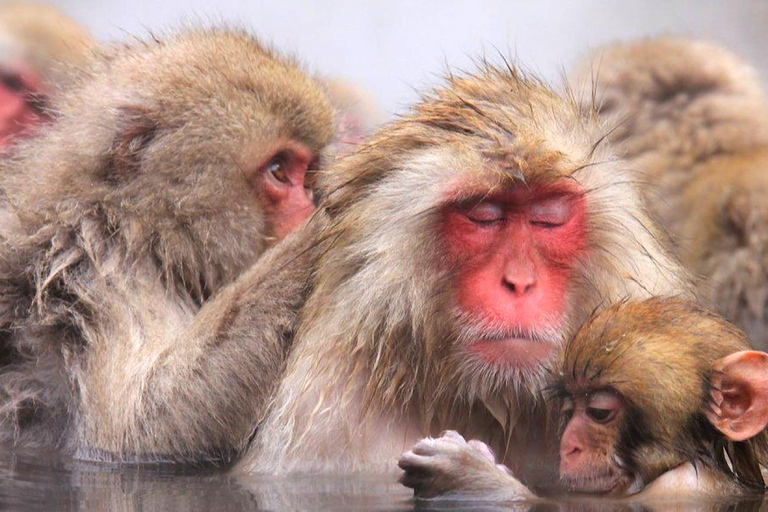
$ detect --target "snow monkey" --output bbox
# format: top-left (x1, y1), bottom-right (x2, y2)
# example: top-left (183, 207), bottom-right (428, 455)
top-left (0, 2), bottom-right (94, 147)
top-left (399, 298), bottom-right (768, 502)
top-left (0, 52), bottom-right (690, 477)
top-left (574, 38), bottom-right (768, 351)
top-left (0, 28), bottom-right (333, 459)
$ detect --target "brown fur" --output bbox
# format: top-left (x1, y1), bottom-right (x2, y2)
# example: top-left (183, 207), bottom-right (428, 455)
top-left (0, 27), bottom-right (334, 461)
top-left (574, 37), bottom-right (768, 350)
top-left (237, 63), bottom-right (693, 477)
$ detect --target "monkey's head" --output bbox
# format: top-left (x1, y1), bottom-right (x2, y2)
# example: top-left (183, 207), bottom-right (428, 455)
top-left (302, 65), bottom-right (689, 428)
top-left (0, 3), bottom-right (94, 147)
top-left (556, 298), bottom-right (768, 496)
top-left (4, 29), bottom-right (334, 302)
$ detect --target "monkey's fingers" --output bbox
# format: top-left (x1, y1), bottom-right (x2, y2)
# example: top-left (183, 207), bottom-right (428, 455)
top-left (398, 451), bottom-right (441, 489)
top-left (467, 439), bottom-right (496, 463)
top-left (409, 436), bottom-right (461, 457)
top-left (398, 450), bottom-right (442, 472)
top-left (439, 430), bottom-right (467, 444)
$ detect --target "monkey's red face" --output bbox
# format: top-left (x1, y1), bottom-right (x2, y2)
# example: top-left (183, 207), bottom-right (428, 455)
top-left (0, 66), bottom-right (45, 148)
top-left (443, 181), bottom-right (587, 370)
top-left (255, 141), bottom-right (318, 242)
top-left (559, 390), bottom-right (634, 495)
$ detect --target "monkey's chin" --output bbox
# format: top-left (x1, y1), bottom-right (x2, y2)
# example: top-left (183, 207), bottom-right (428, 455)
top-left (466, 338), bottom-right (555, 369)
top-left (560, 471), bottom-right (635, 497)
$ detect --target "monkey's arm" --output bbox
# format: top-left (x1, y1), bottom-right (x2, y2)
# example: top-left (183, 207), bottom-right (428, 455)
top-left (78, 217), bottom-right (327, 462)
top-left (398, 431), bottom-right (535, 502)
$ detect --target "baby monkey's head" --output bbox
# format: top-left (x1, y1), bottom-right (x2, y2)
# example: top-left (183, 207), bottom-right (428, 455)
top-left (555, 298), bottom-right (768, 496)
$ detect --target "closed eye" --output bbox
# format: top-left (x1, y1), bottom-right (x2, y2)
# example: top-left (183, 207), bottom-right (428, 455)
top-left (465, 202), bottom-right (504, 225)
top-left (529, 196), bottom-right (573, 228)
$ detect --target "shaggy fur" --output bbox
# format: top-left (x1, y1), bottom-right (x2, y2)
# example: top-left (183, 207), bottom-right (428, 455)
top-left (574, 37), bottom-right (768, 350)
top-left (238, 63), bottom-right (693, 478)
top-left (0, 27), bottom-right (334, 461)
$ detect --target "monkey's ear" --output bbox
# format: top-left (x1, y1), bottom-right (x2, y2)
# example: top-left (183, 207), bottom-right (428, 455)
top-left (706, 350), bottom-right (768, 442)
top-left (107, 105), bottom-right (158, 179)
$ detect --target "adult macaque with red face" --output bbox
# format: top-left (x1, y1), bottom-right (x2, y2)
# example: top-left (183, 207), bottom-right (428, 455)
top-left (0, 3), bottom-right (93, 148)
top-left (399, 299), bottom-right (768, 501)
top-left (236, 65), bottom-right (691, 478)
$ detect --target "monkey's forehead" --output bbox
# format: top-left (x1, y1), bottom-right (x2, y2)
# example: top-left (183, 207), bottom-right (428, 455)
top-left (560, 298), bottom-right (749, 392)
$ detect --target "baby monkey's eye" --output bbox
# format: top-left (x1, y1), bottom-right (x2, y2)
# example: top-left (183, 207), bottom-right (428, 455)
top-left (586, 390), bottom-right (621, 424)
top-left (586, 407), bottom-right (614, 423)
top-left (560, 396), bottom-right (574, 418)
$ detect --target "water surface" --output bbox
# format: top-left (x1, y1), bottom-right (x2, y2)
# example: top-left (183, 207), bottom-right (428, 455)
top-left (0, 447), bottom-right (766, 511)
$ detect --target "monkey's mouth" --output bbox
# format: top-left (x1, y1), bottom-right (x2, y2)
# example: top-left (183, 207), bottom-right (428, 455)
top-left (467, 337), bottom-right (555, 369)
top-left (560, 468), bottom-right (635, 496)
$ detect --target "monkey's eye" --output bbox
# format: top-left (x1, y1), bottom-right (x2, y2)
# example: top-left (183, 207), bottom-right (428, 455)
top-left (560, 396), bottom-right (574, 418)
top-left (529, 196), bottom-right (572, 228)
top-left (586, 407), bottom-right (614, 423)
top-left (466, 202), bottom-right (504, 225)
top-left (266, 155), bottom-right (290, 184)
top-left (586, 391), bottom-right (621, 424)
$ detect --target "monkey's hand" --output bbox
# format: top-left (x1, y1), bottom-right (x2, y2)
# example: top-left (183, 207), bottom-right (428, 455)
top-left (398, 430), bottom-right (534, 502)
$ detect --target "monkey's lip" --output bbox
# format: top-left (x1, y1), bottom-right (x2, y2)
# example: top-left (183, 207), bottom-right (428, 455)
top-left (467, 337), bottom-right (555, 368)
top-left (560, 470), bottom-right (634, 496)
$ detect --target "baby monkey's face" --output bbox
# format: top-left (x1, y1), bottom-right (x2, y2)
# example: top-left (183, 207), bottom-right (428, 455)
top-left (558, 388), bottom-right (636, 495)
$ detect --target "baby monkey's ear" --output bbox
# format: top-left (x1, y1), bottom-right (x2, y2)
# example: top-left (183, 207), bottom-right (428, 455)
top-left (707, 351), bottom-right (768, 441)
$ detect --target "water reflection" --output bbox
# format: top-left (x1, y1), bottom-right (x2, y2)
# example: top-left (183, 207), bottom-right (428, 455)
top-left (0, 447), bottom-right (765, 512)
top-left (0, 447), bottom-right (411, 511)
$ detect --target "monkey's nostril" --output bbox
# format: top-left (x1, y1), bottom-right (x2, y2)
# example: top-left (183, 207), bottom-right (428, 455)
top-left (562, 444), bottom-right (582, 460)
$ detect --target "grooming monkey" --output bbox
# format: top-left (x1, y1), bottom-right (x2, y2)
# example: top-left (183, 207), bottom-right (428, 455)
top-left (0, 51), bottom-right (691, 476)
top-left (0, 3), bottom-right (93, 147)
top-left (399, 298), bottom-right (768, 501)
top-left (574, 38), bottom-right (768, 351)
top-left (0, 28), bottom-right (333, 459)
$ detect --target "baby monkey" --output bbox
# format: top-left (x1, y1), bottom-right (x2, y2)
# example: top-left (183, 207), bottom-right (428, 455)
top-left (399, 298), bottom-right (768, 501)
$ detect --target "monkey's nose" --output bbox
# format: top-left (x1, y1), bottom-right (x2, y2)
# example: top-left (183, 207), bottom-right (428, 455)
top-left (560, 443), bottom-right (583, 467)
top-left (503, 270), bottom-right (537, 296)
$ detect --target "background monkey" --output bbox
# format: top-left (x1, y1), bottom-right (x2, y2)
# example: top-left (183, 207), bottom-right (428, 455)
top-left (322, 77), bottom-right (385, 158)
top-left (399, 298), bottom-right (768, 501)
top-left (574, 38), bottom-right (768, 351)
top-left (0, 27), bottom-right (334, 460)
top-left (0, 2), bottom-right (94, 147)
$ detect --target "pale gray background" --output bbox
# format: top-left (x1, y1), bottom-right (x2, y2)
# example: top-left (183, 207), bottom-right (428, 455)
top-left (45, 0), bottom-right (768, 117)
